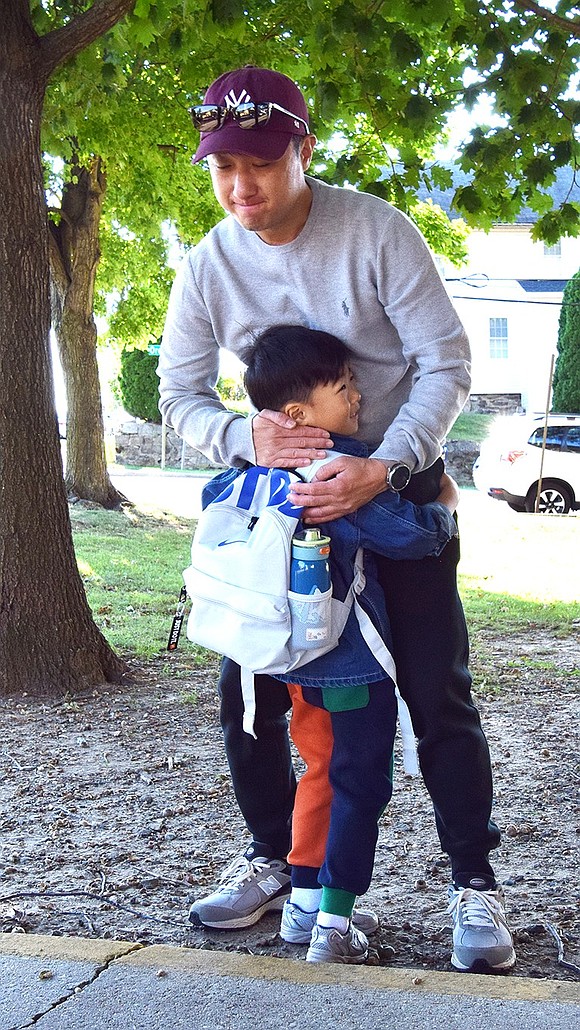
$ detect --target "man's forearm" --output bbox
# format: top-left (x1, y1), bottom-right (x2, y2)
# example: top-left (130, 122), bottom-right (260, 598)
top-left (158, 383), bottom-right (255, 468)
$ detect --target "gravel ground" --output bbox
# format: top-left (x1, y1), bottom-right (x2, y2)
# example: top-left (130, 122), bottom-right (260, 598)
top-left (0, 629), bottom-right (578, 982)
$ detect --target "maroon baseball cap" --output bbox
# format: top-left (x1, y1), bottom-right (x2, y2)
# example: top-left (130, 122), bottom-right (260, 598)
top-left (192, 66), bottom-right (310, 164)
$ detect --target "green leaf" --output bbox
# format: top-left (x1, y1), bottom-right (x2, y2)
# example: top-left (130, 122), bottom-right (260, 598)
top-left (132, 0), bottom-right (151, 18)
top-left (404, 94), bottom-right (435, 127)
top-left (318, 81), bottom-right (340, 123)
top-left (552, 141), bottom-right (572, 167)
top-left (454, 185), bottom-right (483, 215)
top-left (429, 165), bottom-right (454, 191)
top-left (525, 155), bottom-right (555, 187)
top-left (390, 30), bottom-right (423, 67)
top-left (211, 0), bottom-right (245, 26)
top-left (463, 84), bottom-right (481, 112)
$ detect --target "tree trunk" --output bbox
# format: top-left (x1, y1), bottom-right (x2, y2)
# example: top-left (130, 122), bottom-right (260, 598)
top-left (50, 157), bottom-right (125, 507)
top-left (0, 5), bottom-right (127, 695)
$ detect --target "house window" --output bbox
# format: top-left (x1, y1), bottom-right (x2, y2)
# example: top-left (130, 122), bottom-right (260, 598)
top-left (544, 241), bottom-right (561, 257)
top-left (489, 317), bottom-right (508, 359)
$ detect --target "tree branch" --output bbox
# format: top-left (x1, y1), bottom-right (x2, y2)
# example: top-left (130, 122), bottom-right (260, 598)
top-left (39, 0), bottom-right (135, 78)
top-left (512, 0), bottom-right (580, 38)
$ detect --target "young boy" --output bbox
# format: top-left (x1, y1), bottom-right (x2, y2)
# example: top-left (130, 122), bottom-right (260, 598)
top-left (233, 324), bottom-right (460, 964)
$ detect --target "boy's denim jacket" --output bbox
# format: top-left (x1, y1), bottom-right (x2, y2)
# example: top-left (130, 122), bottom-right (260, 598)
top-left (201, 434), bottom-right (457, 690)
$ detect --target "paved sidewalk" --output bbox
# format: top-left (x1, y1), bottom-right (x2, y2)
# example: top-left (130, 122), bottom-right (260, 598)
top-left (1, 933), bottom-right (578, 1030)
top-left (109, 466), bottom-right (212, 519)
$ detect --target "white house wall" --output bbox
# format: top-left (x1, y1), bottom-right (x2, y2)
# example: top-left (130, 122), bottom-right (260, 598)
top-left (439, 225), bottom-right (580, 413)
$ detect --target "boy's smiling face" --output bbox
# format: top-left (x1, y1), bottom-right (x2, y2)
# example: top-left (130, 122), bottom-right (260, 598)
top-left (285, 366), bottom-right (361, 435)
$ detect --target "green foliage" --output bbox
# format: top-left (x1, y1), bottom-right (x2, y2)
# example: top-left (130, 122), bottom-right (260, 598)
top-left (33, 0), bottom-right (580, 356)
top-left (552, 269), bottom-right (580, 413)
top-left (216, 375), bottom-right (246, 402)
top-left (95, 221), bottom-right (176, 346)
top-left (453, 3), bottom-right (580, 238)
top-left (119, 347), bottom-right (162, 423)
top-left (411, 200), bottom-right (469, 266)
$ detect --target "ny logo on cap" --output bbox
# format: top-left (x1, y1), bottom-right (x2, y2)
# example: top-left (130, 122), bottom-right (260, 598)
top-left (224, 88), bottom-right (252, 108)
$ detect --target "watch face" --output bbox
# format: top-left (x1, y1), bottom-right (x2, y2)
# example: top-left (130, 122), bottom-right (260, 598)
top-left (389, 463), bottom-right (411, 491)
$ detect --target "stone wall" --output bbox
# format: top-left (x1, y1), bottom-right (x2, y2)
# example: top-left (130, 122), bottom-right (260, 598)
top-left (443, 440), bottom-right (480, 486)
top-left (115, 419), bottom-right (221, 471)
top-left (116, 419), bottom-right (480, 486)
top-left (464, 393), bottom-right (522, 415)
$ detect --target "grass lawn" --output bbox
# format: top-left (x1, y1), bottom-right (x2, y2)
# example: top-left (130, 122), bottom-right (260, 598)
top-left (457, 488), bottom-right (579, 632)
top-left (71, 491), bottom-right (579, 672)
top-left (72, 505), bottom-right (196, 660)
top-left (448, 412), bottom-right (496, 442)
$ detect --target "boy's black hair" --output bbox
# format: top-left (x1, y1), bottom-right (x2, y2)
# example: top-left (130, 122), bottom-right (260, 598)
top-left (243, 324), bottom-right (353, 412)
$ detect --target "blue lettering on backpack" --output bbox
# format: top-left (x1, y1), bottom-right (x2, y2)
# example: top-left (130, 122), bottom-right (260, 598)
top-left (213, 466), bottom-right (302, 517)
top-left (236, 466), bottom-right (270, 510)
top-left (267, 469), bottom-right (303, 516)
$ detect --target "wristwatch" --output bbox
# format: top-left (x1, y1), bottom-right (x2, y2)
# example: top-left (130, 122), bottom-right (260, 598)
top-left (386, 462), bottom-right (411, 492)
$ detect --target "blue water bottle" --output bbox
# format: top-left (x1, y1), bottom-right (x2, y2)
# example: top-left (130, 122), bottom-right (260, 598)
top-left (289, 528), bottom-right (332, 649)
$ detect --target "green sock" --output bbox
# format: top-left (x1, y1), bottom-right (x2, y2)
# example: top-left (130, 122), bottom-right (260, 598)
top-left (319, 886), bottom-right (356, 921)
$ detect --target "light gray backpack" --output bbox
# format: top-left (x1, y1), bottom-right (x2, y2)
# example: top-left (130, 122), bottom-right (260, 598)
top-left (183, 463), bottom-right (418, 774)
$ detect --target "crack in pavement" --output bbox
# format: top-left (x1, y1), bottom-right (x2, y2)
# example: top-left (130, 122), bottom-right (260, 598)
top-left (7, 943), bottom-right (145, 1030)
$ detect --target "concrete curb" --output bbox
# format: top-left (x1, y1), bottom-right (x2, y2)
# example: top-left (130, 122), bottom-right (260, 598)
top-left (2, 933), bottom-right (578, 1005)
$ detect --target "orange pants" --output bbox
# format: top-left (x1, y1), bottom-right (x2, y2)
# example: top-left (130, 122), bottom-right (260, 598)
top-left (286, 679), bottom-right (396, 897)
top-left (287, 682), bottom-right (334, 870)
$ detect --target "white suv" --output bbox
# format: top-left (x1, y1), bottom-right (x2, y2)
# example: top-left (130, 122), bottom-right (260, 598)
top-left (473, 413), bottom-right (580, 514)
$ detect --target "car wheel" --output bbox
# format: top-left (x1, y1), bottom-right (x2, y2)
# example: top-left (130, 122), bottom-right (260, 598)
top-left (525, 480), bottom-right (572, 515)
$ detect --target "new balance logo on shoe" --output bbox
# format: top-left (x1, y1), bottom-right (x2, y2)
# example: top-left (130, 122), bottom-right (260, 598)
top-left (188, 851), bottom-right (291, 929)
top-left (258, 875), bottom-right (285, 897)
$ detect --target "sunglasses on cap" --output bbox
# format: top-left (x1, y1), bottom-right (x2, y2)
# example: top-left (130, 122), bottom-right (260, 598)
top-left (190, 101), bottom-right (309, 134)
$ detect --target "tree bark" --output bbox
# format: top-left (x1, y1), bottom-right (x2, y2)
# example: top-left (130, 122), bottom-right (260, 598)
top-left (0, 1), bottom-right (132, 695)
top-left (50, 157), bottom-right (125, 507)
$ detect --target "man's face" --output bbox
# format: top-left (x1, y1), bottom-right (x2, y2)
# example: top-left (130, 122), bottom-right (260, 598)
top-left (206, 136), bottom-right (316, 246)
top-left (292, 367), bottom-right (361, 436)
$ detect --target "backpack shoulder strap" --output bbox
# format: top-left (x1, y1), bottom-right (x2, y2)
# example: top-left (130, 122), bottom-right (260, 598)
top-left (351, 548), bottom-right (419, 777)
top-left (240, 667), bottom-right (258, 740)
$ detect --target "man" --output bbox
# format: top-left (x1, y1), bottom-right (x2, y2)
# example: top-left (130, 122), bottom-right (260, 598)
top-left (158, 65), bottom-right (515, 973)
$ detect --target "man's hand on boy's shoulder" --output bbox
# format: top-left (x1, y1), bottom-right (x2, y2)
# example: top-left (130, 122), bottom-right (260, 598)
top-left (251, 409), bottom-right (331, 468)
top-left (288, 455), bottom-right (389, 522)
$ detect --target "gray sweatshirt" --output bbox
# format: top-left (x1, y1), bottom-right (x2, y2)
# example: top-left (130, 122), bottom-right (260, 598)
top-left (158, 176), bottom-right (471, 471)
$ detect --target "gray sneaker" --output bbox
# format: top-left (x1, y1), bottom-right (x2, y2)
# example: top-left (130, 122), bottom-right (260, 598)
top-left (306, 923), bottom-right (369, 964)
top-left (189, 851), bottom-right (291, 929)
top-left (447, 885), bottom-right (516, 973)
top-left (281, 900), bottom-right (379, 944)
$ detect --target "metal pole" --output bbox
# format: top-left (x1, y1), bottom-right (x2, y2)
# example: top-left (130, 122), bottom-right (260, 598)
top-left (534, 352), bottom-right (556, 513)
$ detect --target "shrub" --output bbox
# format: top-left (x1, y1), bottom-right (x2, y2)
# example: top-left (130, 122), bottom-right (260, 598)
top-left (119, 347), bottom-right (161, 423)
top-left (552, 269), bottom-right (580, 413)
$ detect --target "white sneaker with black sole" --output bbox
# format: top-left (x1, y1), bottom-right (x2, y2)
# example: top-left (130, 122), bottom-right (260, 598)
top-left (447, 883), bottom-right (516, 973)
top-left (189, 847), bottom-right (291, 929)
